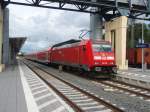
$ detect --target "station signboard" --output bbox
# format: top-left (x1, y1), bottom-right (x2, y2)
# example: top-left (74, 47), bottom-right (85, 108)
top-left (136, 43), bottom-right (150, 48)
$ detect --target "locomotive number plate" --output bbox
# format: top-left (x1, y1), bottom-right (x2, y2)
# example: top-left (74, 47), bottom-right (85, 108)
top-left (95, 67), bottom-right (101, 71)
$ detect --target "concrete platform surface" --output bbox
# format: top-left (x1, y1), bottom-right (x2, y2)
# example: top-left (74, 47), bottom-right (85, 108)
top-left (118, 67), bottom-right (150, 81)
top-left (117, 67), bottom-right (150, 88)
top-left (0, 65), bottom-right (28, 112)
top-left (0, 62), bottom-right (74, 112)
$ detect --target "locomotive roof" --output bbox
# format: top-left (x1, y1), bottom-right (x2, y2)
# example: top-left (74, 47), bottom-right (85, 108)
top-left (52, 39), bottom-right (81, 48)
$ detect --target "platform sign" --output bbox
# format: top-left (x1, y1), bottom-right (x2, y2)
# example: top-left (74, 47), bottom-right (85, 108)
top-left (136, 43), bottom-right (150, 48)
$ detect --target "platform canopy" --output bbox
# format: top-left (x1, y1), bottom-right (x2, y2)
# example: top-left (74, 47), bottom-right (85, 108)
top-left (9, 37), bottom-right (26, 54)
top-left (1, 0), bottom-right (150, 20)
top-left (8, 37), bottom-right (26, 64)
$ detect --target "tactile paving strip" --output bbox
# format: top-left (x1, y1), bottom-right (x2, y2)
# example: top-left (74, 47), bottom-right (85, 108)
top-left (19, 62), bottom-right (74, 112)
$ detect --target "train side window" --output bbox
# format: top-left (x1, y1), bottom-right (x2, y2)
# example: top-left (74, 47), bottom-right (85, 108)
top-left (83, 45), bottom-right (86, 51)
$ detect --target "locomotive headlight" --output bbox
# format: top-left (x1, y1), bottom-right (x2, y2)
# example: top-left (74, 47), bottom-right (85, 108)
top-left (94, 56), bottom-right (102, 60)
top-left (107, 56), bottom-right (114, 60)
top-left (109, 62), bottom-right (114, 64)
top-left (95, 62), bottom-right (101, 64)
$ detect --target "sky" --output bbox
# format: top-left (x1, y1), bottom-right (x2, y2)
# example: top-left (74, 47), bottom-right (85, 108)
top-left (7, 1), bottom-right (150, 53)
top-left (8, 4), bottom-right (90, 53)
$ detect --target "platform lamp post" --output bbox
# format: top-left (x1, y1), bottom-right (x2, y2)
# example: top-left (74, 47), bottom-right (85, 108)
top-left (141, 22), bottom-right (144, 72)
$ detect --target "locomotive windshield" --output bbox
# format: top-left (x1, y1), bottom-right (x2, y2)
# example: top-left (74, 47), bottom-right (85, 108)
top-left (92, 44), bottom-right (112, 52)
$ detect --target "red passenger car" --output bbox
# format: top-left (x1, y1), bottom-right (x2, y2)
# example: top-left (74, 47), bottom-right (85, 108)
top-left (25, 52), bottom-right (37, 61)
top-left (25, 48), bottom-right (51, 64)
top-left (50, 39), bottom-right (117, 73)
top-left (36, 48), bottom-right (51, 64)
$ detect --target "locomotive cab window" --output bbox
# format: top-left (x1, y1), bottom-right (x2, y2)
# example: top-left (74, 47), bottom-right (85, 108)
top-left (92, 44), bottom-right (112, 52)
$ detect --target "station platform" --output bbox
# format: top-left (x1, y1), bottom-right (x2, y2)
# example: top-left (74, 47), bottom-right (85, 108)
top-left (0, 61), bottom-right (74, 112)
top-left (117, 67), bottom-right (150, 88)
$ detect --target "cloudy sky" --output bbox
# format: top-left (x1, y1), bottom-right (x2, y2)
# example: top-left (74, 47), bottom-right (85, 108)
top-left (8, 4), bottom-right (90, 53)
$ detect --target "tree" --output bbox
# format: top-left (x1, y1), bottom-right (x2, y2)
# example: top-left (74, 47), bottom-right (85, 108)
top-left (127, 23), bottom-right (150, 48)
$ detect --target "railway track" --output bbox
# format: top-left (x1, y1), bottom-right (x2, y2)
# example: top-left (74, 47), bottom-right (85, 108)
top-left (64, 67), bottom-right (150, 101)
top-left (93, 80), bottom-right (150, 102)
top-left (24, 61), bottom-right (124, 112)
top-left (65, 66), bottom-right (150, 101)
top-left (61, 65), bottom-right (150, 101)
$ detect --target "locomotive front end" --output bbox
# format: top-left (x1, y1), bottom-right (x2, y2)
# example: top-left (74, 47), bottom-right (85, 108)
top-left (91, 41), bottom-right (117, 73)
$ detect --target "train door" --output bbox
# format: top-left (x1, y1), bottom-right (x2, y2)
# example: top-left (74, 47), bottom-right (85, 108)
top-left (74, 46), bottom-right (79, 65)
top-left (79, 45), bottom-right (87, 65)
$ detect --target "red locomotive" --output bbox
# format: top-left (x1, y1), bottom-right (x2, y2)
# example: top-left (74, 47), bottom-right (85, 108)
top-left (25, 39), bottom-right (117, 75)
